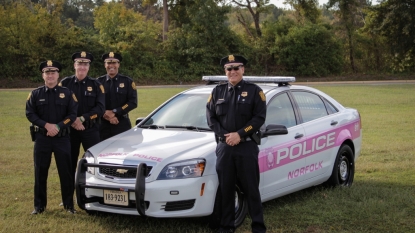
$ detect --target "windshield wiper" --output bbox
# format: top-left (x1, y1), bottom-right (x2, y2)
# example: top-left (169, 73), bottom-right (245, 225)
top-left (165, 125), bottom-right (212, 132)
top-left (141, 124), bottom-right (164, 129)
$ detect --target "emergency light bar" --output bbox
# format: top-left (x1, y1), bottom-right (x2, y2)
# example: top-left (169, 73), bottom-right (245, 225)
top-left (202, 76), bottom-right (296, 84)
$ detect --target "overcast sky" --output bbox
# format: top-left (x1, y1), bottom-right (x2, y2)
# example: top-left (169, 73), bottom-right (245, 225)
top-left (269, 0), bottom-right (329, 9)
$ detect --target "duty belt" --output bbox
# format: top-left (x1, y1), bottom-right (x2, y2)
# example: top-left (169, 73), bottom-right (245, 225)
top-left (82, 118), bottom-right (100, 129)
top-left (33, 126), bottom-right (70, 137)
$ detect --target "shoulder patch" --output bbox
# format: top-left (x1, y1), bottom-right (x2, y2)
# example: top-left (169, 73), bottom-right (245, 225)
top-left (100, 84), bottom-right (105, 94)
top-left (132, 82), bottom-right (137, 90)
top-left (58, 82), bottom-right (62, 87)
top-left (27, 92), bottom-right (31, 101)
top-left (207, 94), bottom-right (212, 103)
top-left (72, 93), bottom-right (78, 102)
top-left (259, 91), bottom-right (266, 102)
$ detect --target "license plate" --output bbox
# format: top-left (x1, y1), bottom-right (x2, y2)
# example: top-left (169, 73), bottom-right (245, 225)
top-left (103, 190), bottom-right (129, 206)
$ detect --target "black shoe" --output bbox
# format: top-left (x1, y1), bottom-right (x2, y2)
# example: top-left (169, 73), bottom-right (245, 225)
top-left (31, 207), bottom-right (44, 215)
top-left (64, 206), bottom-right (76, 214)
top-left (218, 228), bottom-right (234, 233)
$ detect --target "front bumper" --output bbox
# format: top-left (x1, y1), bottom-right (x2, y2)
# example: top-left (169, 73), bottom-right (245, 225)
top-left (75, 159), bottom-right (218, 217)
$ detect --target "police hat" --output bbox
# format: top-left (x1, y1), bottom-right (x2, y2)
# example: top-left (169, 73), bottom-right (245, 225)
top-left (39, 60), bottom-right (62, 72)
top-left (101, 52), bottom-right (122, 62)
top-left (220, 55), bottom-right (248, 66)
top-left (72, 51), bottom-right (94, 63)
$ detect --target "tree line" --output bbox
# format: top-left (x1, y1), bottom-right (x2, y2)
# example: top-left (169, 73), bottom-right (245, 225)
top-left (0, 0), bottom-right (414, 85)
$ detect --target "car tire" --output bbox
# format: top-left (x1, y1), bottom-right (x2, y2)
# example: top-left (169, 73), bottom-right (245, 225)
top-left (325, 144), bottom-right (355, 187)
top-left (208, 185), bottom-right (248, 229)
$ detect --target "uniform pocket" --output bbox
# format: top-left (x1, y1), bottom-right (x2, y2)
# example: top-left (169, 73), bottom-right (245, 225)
top-left (215, 99), bottom-right (228, 116)
top-left (85, 91), bottom-right (97, 106)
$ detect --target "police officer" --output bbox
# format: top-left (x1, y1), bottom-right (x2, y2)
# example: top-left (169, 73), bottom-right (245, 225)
top-left (26, 60), bottom-right (78, 214)
top-left (59, 51), bottom-right (105, 187)
top-left (97, 52), bottom-right (137, 141)
top-left (206, 55), bottom-right (267, 233)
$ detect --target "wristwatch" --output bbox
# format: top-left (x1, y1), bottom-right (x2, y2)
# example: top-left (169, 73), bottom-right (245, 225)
top-left (112, 109), bottom-right (117, 113)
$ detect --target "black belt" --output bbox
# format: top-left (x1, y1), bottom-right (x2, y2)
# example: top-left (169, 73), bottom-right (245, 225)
top-left (33, 126), bottom-right (70, 137)
top-left (218, 136), bottom-right (251, 143)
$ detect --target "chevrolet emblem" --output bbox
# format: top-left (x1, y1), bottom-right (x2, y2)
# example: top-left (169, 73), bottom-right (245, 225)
top-left (116, 169), bottom-right (128, 174)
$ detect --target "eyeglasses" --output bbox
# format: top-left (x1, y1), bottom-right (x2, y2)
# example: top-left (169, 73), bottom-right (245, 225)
top-left (225, 65), bottom-right (243, 71)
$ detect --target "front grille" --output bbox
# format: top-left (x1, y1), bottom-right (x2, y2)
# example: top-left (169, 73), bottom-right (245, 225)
top-left (163, 199), bottom-right (196, 211)
top-left (99, 163), bottom-right (152, 178)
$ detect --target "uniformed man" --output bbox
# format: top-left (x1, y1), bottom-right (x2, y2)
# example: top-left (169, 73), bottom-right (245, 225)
top-left (59, 51), bottom-right (105, 189)
top-left (97, 52), bottom-right (137, 141)
top-left (206, 55), bottom-right (267, 233)
top-left (26, 60), bottom-right (78, 214)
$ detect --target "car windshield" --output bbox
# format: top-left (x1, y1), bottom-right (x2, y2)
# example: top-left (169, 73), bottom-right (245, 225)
top-left (141, 93), bottom-right (210, 130)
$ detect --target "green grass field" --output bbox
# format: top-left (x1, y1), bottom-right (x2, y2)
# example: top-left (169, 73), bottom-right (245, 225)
top-left (0, 83), bottom-right (414, 233)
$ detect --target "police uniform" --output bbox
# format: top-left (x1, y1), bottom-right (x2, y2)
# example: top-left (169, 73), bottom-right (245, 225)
top-left (97, 52), bottom-right (137, 141)
top-left (26, 60), bottom-right (78, 214)
top-left (59, 51), bottom-right (105, 182)
top-left (206, 55), bottom-right (267, 233)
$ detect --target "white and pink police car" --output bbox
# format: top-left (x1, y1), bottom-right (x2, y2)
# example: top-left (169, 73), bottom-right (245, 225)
top-left (75, 76), bottom-right (362, 227)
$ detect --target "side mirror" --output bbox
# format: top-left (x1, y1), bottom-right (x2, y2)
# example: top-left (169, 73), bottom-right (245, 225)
top-left (135, 117), bottom-right (145, 125)
top-left (262, 124), bottom-right (288, 137)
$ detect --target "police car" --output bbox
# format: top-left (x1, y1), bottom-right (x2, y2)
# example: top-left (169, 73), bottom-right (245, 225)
top-left (75, 76), bottom-right (362, 227)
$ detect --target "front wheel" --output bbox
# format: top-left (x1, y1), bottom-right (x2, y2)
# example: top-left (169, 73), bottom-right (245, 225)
top-left (208, 185), bottom-right (248, 229)
top-left (325, 144), bottom-right (355, 187)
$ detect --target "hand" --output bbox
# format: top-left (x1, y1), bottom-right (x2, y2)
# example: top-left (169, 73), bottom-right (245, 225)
top-left (45, 123), bottom-right (59, 137)
top-left (109, 116), bottom-right (119, 125)
top-left (103, 110), bottom-right (115, 121)
top-left (224, 132), bottom-right (241, 146)
top-left (71, 117), bottom-right (85, 131)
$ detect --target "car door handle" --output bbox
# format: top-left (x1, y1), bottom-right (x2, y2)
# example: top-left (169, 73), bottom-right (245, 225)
top-left (295, 133), bottom-right (304, 139)
top-left (330, 121), bottom-right (338, 126)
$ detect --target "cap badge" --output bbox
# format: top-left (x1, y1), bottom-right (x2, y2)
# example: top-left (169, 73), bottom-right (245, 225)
top-left (81, 51), bottom-right (86, 57)
top-left (47, 60), bottom-right (53, 66)
top-left (59, 93), bottom-right (65, 98)
top-left (109, 52), bottom-right (114, 58)
top-left (241, 92), bottom-right (248, 97)
top-left (228, 55), bottom-right (235, 62)
top-left (87, 86), bottom-right (92, 91)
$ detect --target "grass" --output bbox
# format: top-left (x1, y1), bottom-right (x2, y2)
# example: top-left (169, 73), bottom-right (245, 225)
top-left (1, 83), bottom-right (414, 233)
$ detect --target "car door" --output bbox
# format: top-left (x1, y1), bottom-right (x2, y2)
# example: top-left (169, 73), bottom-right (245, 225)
top-left (290, 90), bottom-right (340, 181)
top-left (259, 92), bottom-right (307, 196)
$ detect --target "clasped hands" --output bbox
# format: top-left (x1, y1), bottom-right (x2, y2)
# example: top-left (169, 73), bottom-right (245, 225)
top-left (103, 110), bottom-right (119, 125)
top-left (224, 132), bottom-right (241, 146)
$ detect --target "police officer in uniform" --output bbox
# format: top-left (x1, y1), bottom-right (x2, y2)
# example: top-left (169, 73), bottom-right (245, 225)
top-left (206, 55), bottom-right (267, 233)
top-left (26, 60), bottom-right (78, 214)
top-left (59, 51), bottom-right (105, 187)
top-left (97, 52), bottom-right (137, 141)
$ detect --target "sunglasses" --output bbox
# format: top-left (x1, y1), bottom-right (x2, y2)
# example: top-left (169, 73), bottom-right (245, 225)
top-left (225, 65), bottom-right (243, 71)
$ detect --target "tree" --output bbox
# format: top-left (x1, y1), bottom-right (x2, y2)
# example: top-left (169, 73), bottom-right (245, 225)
top-left (285, 0), bottom-right (321, 23)
top-left (230, 0), bottom-right (271, 38)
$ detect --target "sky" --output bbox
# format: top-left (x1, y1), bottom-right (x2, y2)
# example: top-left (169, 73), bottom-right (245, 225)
top-left (269, 0), bottom-right (329, 9)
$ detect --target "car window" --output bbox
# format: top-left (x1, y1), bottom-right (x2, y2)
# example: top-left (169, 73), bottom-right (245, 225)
top-left (143, 94), bottom-right (209, 128)
top-left (323, 98), bottom-right (339, 114)
top-left (265, 92), bottom-right (296, 128)
top-left (291, 91), bottom-right (328, 123)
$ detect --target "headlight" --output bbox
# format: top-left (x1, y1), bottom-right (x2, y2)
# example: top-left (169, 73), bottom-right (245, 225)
top-left (157, 159), bottom-right (205, 180)
top-left (82, 150), bottom-right (95, 175)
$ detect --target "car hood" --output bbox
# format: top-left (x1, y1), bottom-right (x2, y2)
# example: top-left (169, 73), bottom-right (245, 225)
top-left (89, 128), bottom-right (216, 167)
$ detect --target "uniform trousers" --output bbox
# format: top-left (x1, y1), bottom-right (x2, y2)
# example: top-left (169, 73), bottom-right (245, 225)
top-left (216, 140), bottom-right (266, 233)
top-left (69, 125), bottom-right (100, 180)
top-left (33, 134), bottom-right (73, 209)
top-left (100, 116), bottom-right (131, 141)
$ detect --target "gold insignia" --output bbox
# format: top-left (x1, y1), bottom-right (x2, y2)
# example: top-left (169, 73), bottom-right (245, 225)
top-left (122, 104), bottom-right (128, 110)
top-left (27, 92), bottom-right (31, 101)
top-left (244, 125), bottom-right (253, 132)
top-left (87, 86), bottom-right (92, 91)
top-left (109, 52), bottom-right (114, 58)
top-left (229, 55), bottom-right (235, 62)
top-left (47, 60), bottom-right (52, 66)
top-left (90, 114), bottom-right (97, 119)
top-left (72, 93), bottom-right (78, 102)
top-left (132, 82), bottom-right (137, 90)
top-left (99, 85), bottom-right (105, 93)
top-left (241, 92), bottom-right (248, 97)
top-left (207, 94), bottom-right (212, 103)
top-left (59, 93), bottom-right (65, 98)
top-left (119, 83), bottom-right (124, 88)
top-left (81, 51), bottom-right (86, 57)
top-left (116, 169), bottom-right (128, 174)
top-left (259, 91), bottom-right (266, 102)
top-left (64, 119), bottom-right (71, 125)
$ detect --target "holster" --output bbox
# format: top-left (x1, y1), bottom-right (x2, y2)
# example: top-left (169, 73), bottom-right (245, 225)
top-left (29, 124), bottom-right (35, 142)
top-left (249, 131), bottom-right (261, 145)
